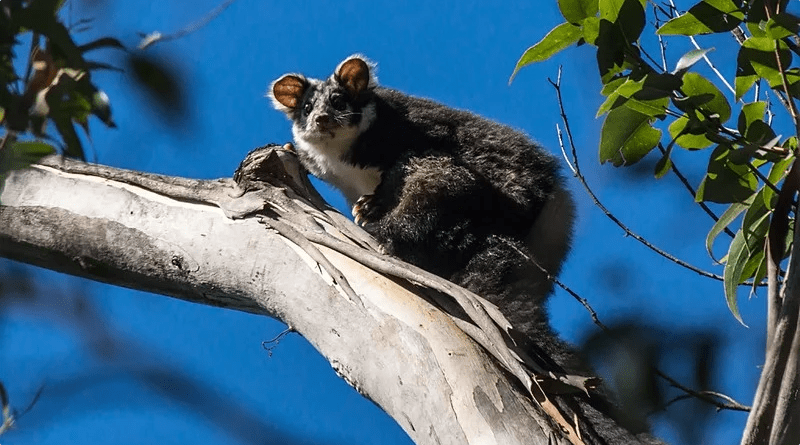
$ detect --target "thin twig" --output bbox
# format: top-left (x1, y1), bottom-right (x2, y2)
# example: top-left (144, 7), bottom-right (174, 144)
top-left (138, 0), bottom-right (238, 50)
top-left (687, 35), bottom-right (736, 95)
top-left (262, 327), bottom-right (295, 357)
top-left (657, 369), bottom-right (751, 411)
top-left (498, 236), bottom-right (609, 331)
top-left (504, 205), bottom-right (751, 413)
top-left (653, 5), bottom-right (669, 72)
top-left (549, 71), bottom-right (726, 282)
top-left (549, 63), bottom-right (761, 412)
top-left (747, 161), bottom-right (782, 195)
top-left (656, 144), bottom-right (737, 239)
top-left (762, 0), bottom-right (800, 140)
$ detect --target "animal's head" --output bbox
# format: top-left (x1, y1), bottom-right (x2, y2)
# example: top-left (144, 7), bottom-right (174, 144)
top-left (269, 55), bottom-right (377, 143)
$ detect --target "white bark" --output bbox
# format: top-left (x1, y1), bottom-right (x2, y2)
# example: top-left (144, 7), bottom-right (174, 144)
top-left (740, 160), bottom-right (800, 445)
top-left (0, 148), bottom-right (659, 445)
top-left (740, 223), bottom-right (800, 445)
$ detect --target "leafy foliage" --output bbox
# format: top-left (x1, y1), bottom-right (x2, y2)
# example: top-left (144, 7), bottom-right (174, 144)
top-left (513, 0), bottom-right (800, 321)
top-left (0, 0), bottom-right (121, 186)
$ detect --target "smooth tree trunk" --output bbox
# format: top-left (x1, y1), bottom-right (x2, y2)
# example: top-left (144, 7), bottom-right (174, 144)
top-left (0, 146), bottom-right (662, 445)
top-left (740, 160), bottom-right (800, 445)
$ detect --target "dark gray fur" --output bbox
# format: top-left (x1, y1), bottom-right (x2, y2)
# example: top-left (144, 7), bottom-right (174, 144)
top-left (270, 56), bottom-right (574, 347)
top-left (270, 55), bottom-right (664, 445)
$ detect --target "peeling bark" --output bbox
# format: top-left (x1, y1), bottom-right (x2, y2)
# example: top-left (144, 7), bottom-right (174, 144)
top-left (0, 147), bottom-right (662, 445)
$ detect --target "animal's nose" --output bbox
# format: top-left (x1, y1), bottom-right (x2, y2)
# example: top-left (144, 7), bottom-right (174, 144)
top-left (316, 114), bottom-right (329, 125)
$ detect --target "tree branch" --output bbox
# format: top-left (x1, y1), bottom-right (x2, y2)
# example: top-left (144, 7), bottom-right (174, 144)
top-left (0, 148), bottom-right (664, 445)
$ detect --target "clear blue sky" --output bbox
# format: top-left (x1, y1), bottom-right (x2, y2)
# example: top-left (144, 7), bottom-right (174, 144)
top-left (1, 1), bottom-right (769, 444)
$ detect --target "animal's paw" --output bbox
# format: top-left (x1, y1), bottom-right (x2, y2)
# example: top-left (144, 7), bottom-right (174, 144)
top-left (352, 194), bottom-right (378, 226)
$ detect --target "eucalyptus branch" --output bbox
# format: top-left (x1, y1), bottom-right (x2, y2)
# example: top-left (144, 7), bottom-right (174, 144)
top-left (638, 45), bottom-right (666, 72)
top-left (658, 370), bottom-right (751, 412)
top-left (502, 212), bottom-right (749, 413)
top-left (660, 0), bottom-right (736, 95)
top-left (763, 0), bottom-right (800, 139)
top-left (502, 238), bottom-right (609, 331)
top-left (549, 70), bottom-right (726, 283)
top-left (652, 5), bottom-right (669, 72)
top-left (689, 35), bottom-right (736, 95)
top-left (647, 0), bottom-right (674, 20)
top-left (137, 0), bottom-right (237, 50)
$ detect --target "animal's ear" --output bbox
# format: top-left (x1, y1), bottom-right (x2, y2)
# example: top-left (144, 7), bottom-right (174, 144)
top-left (334, 55), bottom-right (376, 97)
top-left (269, 74), bottom-right (308, 113)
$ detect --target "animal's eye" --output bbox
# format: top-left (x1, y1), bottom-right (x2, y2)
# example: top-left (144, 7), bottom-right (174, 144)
top-left (330, 94), bottom-right (346, 111)
top-left (303, 101), bottom-right (313, 114)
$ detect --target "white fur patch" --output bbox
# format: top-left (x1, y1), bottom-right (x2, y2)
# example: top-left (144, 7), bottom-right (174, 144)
top-left (293, 102), bottom-right (379, 204)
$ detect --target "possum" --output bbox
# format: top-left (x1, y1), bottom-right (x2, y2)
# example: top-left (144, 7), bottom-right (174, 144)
top-left (269, 54), bottom-right (574, 356)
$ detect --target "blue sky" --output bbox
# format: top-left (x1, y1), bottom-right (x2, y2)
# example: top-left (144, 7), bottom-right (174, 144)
top-left (0, 1), bottom-right (771, 444)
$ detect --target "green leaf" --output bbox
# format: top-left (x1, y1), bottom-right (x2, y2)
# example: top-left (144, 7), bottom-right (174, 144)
top-left (745, 0), bottom-right (769, 24)
top-left (599, 106), bottom-right (661, 166)
top-left (599, 0), bottom-right (646, 43)
top-left (748, 38), bottom-right (792, 88)
top-left (696, 144), bottom-right (758, 203)
top-left (723, 228), bottom-right (747, 324)
top-left (735, 39), bottom-right (765, 100)
top-left (741, 250), bottom-right (765, 291)
top-left (636, 73), bottom-right (683, 99)
top-left (765, 13), bottom-right (800, 39)
top-left (16, 6), bottom-right (84, 68)
top-left (654, 148), bottom-right (672, 178)
top-left (737, 101), bottom-right (767, 135)
top-left (597, 77), bottom-right (643, 115)
top-left (768, 155), bottom-right (794, 186)
top-left (783, 136), bottom-right (798, 152)
top-left (624, 96), bottom-right (669, 118)
top-left (510, 23), bottom-right (582, 83)
top-left (78, 37), bottom-right (126, 53)
top-left (600, 76), bottom-right (628, 96)
top-left (669, 115), bottom-right (715, 149)
top-left (736, 37), bottom-right (793, 99)
top-left (681, 72), bottom-right (731, 122)
top-left (707, 199), bottom-right (752, 261)
top-left (597, 74), bottom-right (673, 117)
top-left (582, 16), bottom-right (601, 44)
top-left (596, 23), bottom-right (627, 78)
top-left (657, 0), bottom-right (745, 35)
top-left (669, 73), bottom-right (731, 149)
top-left (52, 116), bottom-right (84, 159)
top-left (746, 21), bottom-right (767, 38)
top-left (733, 183), bottom-right (774, 300)
top-left (599, 0), bottom-right (645, 22)
top-left (737, 102), bottom-right (775, 146)
top-left (0, 140), bottom-right (57, 174)
top-left (559, 0), bottom-right (599, 23)
top-left (673, 48), bottom-right (714, 75)
top-left (742, 187), bottom-right (772, 248)
top-left (785, 68), bottom-right (800, 99)
top-left (751, 250), bottom-right (768, 294)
